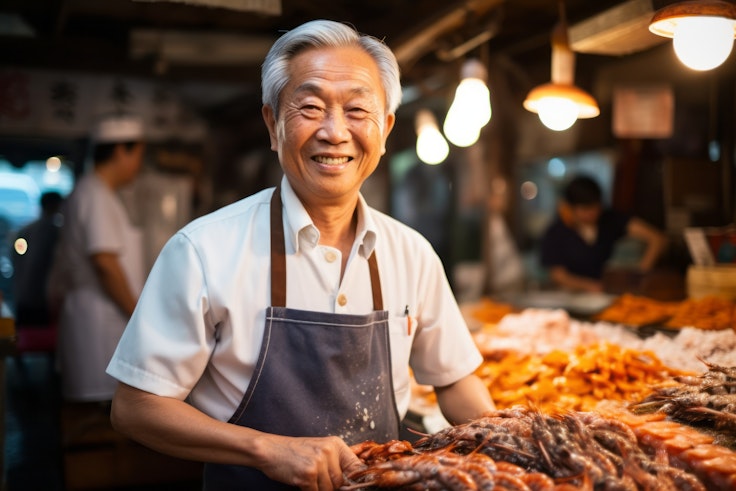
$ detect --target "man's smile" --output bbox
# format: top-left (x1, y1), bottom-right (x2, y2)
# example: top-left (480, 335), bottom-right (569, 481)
top-left (313, 155), bottom-right (352, 165)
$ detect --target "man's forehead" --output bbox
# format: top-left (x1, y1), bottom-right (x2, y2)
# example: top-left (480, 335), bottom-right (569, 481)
top-left (289, 46), bottom-right (379, 76)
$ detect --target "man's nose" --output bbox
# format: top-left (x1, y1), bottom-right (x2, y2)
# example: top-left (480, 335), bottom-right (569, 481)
top-left (317, 110), bottom-right (350, 143)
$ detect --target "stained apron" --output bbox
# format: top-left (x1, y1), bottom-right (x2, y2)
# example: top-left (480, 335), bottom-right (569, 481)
top-left (203, 187), bottom-right (400, 490)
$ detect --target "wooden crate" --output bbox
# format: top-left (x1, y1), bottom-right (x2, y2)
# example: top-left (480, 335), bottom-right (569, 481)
top-left (61, 402), bottom-right (203, 490)
top-left (687, 265), bottom-right (736, 300)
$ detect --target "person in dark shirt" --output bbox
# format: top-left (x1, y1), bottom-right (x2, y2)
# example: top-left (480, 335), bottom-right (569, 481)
top-left (12, 191), bottom-right (64, 325)
top-left (540, 175), bottom-right (667, 292)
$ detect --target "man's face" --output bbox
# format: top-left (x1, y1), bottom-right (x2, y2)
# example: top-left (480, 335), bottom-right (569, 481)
top-left (570, 202), bottom-right (602, 227)
top-left (116, 142), bottom-right (145, 185)
top-left (262, 45), bottom-right (395, 206)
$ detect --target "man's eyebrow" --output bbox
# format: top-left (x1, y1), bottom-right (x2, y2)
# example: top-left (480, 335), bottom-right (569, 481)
top-left (294, 82), bottom-right (374, 98)
top-left (294, 81), bottom-right (321, 95)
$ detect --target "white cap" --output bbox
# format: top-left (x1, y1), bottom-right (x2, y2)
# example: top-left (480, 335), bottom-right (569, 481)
top-left (92, 114), bottom-right (144, 143)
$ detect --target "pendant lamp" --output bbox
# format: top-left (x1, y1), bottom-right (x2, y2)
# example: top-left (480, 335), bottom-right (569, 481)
top-left (649, 0), bottom-right (736, 71)
top-left (523, 2), bottom-right (599, 131)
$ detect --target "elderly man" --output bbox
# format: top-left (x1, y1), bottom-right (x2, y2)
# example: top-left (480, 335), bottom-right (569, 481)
top-left (107, 19), bottom-right (494, 490)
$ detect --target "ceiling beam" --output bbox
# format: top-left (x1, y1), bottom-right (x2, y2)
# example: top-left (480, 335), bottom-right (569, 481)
top-left (390, 0), bottom-right (504, 70)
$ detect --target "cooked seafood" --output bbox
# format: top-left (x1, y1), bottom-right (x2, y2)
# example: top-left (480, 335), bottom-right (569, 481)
top-left (599, 401), bottom-right (736, 490)
top-left (341, 453), bottom-right (479, 491)
top-left (474, 342), bottom-right (688, 412)
top-left (350, 440), bottom-right (415, 464)
top-left (665, 295), bottom-right (735, 330)
top-left (467, 305), bottom-right (736, 374)
top-left (629, 360), bottom-right (736, 442)
top-left (467, 298), bottom-right (515, 325)
top-left (593, 293), bottom-right (679, 326)
top-left (343, 406), bottom-right (713, 490)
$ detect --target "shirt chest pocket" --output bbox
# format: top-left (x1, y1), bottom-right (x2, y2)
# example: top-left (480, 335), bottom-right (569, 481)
top-left (387, 312), bottom-right (415, 394)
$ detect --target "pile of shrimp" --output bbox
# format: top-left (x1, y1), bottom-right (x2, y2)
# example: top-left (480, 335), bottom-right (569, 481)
top-left (342, 405), bottom-right (713, 490)
top-left (599, 401), bottom-right (736, 490)
top-left (629, 359), bottom-right (736, 445)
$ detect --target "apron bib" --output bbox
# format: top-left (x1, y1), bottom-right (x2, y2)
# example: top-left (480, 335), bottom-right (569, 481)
top-left (203, 187), bottom-right (399, 490)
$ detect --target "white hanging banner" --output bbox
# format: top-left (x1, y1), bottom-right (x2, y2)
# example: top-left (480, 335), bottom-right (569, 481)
top-left (36, 72), bottom-right (97, 136)
top-left (0, 68), bottom-right (207, 142)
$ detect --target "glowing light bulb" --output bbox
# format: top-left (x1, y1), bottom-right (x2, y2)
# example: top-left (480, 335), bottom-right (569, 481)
top-left (415, 109), bottom-right (449, 165)
top-left (522, 8), bottom-right (599, 132)
top-left (443, 105), bottom-right (482, 147)
top-left (14, 238), bottom-right (28, 255)
top-left (535, 97), bottom-right (580, 131)
top-left (673, 16), bottom-right (735, 70)
top-left (442, 59), bottom-right (492, 147)
top-left (649, 1), bottom-right (736, 72)
top-left (524, 83), bottom-right (597, 132)
top-left (46, 156), bottom-right (61, 172)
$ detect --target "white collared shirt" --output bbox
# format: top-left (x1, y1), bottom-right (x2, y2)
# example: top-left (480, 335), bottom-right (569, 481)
top-left (107, 176), bottom-right (482, 422)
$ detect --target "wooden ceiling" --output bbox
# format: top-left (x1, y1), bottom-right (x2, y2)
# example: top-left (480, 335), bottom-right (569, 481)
top-left (3, 1), bottom-right (674, 80)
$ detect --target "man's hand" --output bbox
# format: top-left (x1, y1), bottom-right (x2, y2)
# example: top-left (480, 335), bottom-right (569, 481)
top-left (549, 266), bottom-right (603, 293)
top-left (259, 435), bottom-right (365, 491)
top-left (111, 384), bottom-right (365, 491)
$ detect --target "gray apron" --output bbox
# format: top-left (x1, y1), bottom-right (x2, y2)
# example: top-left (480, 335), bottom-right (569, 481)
top-left (203, 187), bottom-right (400, 490)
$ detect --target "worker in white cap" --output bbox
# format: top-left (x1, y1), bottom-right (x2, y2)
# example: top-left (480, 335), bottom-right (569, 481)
top-left (52, 113), bottom-right (146, 402)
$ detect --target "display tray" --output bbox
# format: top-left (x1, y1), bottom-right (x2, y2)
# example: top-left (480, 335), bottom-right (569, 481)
top-left (592, 293), bottom-right (736, 333)
top-left (625, 322), bottom-right (681, 339)
top-left (493, 291), bottom-right (617, 318)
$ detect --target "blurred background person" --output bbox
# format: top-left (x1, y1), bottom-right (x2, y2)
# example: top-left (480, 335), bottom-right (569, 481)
top-left (12, 191), bottom-right (64, 327)
top-left (52, 114), bottom-right (146, 402)
top-left (540, 174), bottom-right (667, 293)
top-left (484, 176), bottom-right (524, 295)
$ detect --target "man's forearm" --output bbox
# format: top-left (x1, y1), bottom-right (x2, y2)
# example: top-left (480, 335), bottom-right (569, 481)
top-left (91, 253), bottom-right (138, 316)
top-left (435, 374), bottom-right (495, 426)
top-left (550, 267), bottom-right (602, 292)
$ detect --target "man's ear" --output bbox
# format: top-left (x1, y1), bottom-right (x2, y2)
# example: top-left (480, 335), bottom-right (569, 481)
top-left (380, 112), bottom-right (396, 156)
top-left (262, 105), bottom-right (279, 152)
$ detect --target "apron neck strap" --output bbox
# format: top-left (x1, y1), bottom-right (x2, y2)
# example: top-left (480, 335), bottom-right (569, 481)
top-left (270, 187), bottom-right (287, 308)
top-left (367, 249), bottom-right (383, 311)
top-left (269, 187), bottom-right (383, 311)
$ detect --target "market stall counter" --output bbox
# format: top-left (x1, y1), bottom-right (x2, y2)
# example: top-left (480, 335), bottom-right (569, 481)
top-left (351, 294), bottom-right (736, 490)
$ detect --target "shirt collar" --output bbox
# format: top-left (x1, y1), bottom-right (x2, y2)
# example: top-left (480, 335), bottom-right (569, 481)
top-left (279, 176), bottom-right (377, 258)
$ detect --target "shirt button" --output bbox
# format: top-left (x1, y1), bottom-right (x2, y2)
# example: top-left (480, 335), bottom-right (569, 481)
top-left (325, 250), bottom-right (337, 263)
top-left (337, 293), bottom-right (347, 306)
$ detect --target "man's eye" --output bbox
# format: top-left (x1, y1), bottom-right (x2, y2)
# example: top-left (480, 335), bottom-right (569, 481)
top-left (348, 107), bottom-right (369, 117)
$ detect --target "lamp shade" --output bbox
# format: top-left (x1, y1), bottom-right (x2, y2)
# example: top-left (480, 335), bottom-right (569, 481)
top-left (649, 0), bottom-right (736, 71)
top-left (523, 5), bottom-right (599, 132)
top-left (523, 83), bottom-right (599, 131)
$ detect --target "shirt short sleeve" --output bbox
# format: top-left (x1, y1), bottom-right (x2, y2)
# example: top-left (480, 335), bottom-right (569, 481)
top-left (106, 232), bottom-right (215, 399)
top-left (81, 183), bottom-right (126, 255)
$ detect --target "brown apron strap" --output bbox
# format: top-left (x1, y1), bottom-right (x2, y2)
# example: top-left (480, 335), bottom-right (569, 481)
top-left (368, 251), bottom-right (383, 311)
top-left (270, 185), bottom-right (383, 311)
top-left (270, 187), bottom-right (287, 308)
